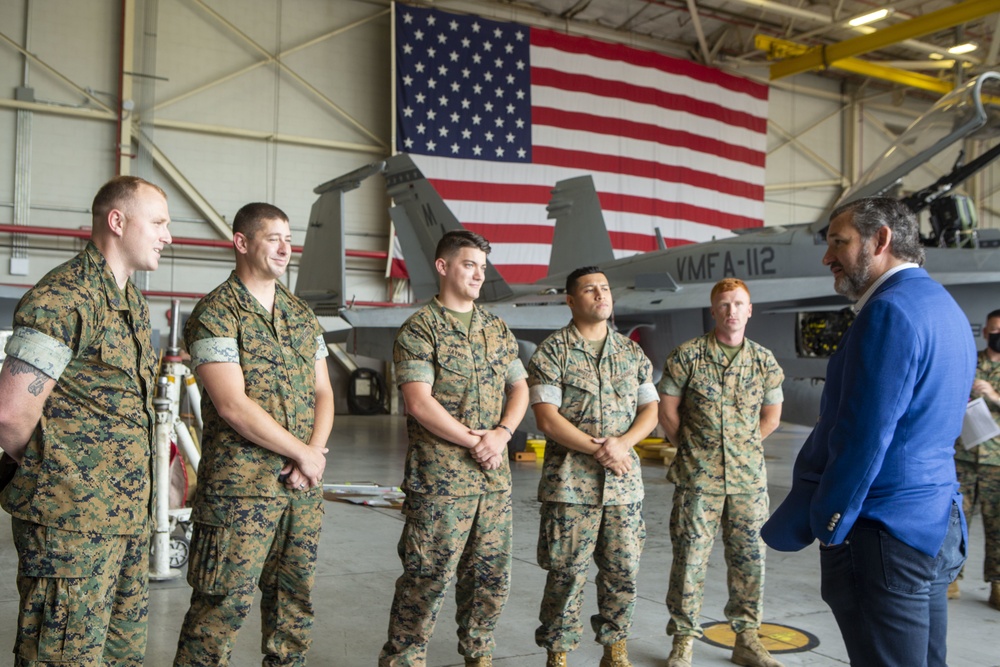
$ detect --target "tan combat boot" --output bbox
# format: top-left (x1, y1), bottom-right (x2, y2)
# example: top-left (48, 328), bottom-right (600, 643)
top-left (465, 656), bottom-right (492, 667)
top-left (990, 581), bottom-right (1000, 611)
top-left (732, 629), bottom-right (784, 667)
top-left (666, 635), bottom-right (693, 667)
top-left (947, 580), bottom-right (961, 599)
top-left (545, 651), bottom-right (567, 667)
top-left (599, 639), bottom-right (632, 667)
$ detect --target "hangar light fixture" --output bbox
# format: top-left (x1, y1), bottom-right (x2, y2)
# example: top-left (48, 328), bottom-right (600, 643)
top-left (948, 42), bottom-right (978, 55)
top-left (848, 8), bottom-right (892, 27)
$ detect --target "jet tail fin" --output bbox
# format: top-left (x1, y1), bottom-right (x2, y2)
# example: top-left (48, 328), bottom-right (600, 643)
top-left (545, 175), bottom-right (614, 279)
top-left (297, 162), bottom-right (388, 313)
top-left (384, 153), bottom-right (514, 302)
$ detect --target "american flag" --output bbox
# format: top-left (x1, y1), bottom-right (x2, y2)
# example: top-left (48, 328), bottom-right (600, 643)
top-left (394, 4), bottom-right (769, 284)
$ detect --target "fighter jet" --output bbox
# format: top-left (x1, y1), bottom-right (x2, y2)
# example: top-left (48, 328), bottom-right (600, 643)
top-left (298, 72), bottom-right (1000, 426)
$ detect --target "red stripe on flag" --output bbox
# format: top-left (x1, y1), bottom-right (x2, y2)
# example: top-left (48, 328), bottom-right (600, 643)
top-left (498, 264), bottom-right (549, 283)
top-left (533, 106), bottom-right (765, 168)
top-left (534, 146), bottom-right (764, 201)
top-left (531, 28), bottom-right (769, 101)
top-left (430, 179), bottom-right (761, 230)
top-left (607, 231), bottom-right (657, 252)
top-left (533, 68), bottom-right (765, 134)
top-left (598, 192), bottom-right (762, 231)
top-left (432, 180), bottom-right (553, 204)
top-left (463, 223), bottom-right (555, 244)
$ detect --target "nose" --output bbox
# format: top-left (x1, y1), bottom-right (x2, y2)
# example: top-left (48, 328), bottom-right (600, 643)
top-left (278, 239), bottom-right (290, 255)
top-left (822, 246), bottom-right (834, 266)
top-left (163, 227), bottom-right (173, 245)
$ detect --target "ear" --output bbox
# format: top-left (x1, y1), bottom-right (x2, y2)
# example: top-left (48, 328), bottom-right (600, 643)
top-left (434, 257), bottom-right (447, 277)
top-left (747, 303), bottom-right (753, 319)
top-left (565, 293), bottom-right (574, 309)
top-left (233, 232), bottom-right (250, 255)
top-left (873, 226), bottom-right (892, 256)
top-left (106, 209), bottom-right (126, 238)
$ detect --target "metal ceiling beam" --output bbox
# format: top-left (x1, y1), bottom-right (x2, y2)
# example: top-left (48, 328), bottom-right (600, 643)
top-left (150, 118), bottom-right (383, 154)
top-left (767, 120), bottom-right (843, 179)
top-left (131, 128), bottom-right (232, 241)
top-left (0, 29), bottom-right (114, 113)
top-left (189, 0), bottom-right (387, 150)
top-left (118, 0), bottom-right (136, 176)
top-left (684, 0), bottom-right (711, 64)
top-left (154, 9), bottom-right (389, 113)
top-left (769, 0), bottom-right (1000, 80)
top-left (756, 35), bottom-right (953, 96)
top-left (0, 97), bottom-right (115, 120)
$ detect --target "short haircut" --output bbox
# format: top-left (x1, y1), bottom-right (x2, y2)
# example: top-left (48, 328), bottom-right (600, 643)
top-left (565, 265), bottom-right (604, 294)
top-left (435, 230), bottom-right (491, 260)
top-left (987, 309), bottom-right (1000, 322)
top-left (829, 197), bottom-right (925, 265)
top-left (711, 277), bottom-right (750, 302)
top-left (232, 202), bottom-right (289, 239)
top-left (91, 176), bottom-right (166, 225)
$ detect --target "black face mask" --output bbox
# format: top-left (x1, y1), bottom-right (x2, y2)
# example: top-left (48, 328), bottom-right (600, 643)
top-left (989, 332), bottom-right (1000, 354)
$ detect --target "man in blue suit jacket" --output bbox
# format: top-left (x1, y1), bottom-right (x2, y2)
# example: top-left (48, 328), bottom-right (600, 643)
top-left (762, 197), bottom-right (975, 667)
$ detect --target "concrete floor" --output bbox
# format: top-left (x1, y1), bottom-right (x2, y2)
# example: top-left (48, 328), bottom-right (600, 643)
top-left (0, 416), bottom-right (998, 666)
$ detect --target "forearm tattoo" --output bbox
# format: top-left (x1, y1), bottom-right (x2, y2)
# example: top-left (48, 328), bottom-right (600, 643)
top-left (5, 358), bottom-right (53, 397)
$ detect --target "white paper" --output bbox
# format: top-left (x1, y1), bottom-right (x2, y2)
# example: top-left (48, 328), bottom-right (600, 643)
top-left (960, 397), bottom-right (1000, 449)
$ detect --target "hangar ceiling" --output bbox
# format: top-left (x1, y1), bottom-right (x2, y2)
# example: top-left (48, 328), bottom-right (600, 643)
top-left (468, 0), bottom-right (1000, 90)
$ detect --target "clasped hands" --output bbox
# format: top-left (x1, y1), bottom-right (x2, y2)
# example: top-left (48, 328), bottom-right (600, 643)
top-left (593, 435), bottom-right (633, 476)
top-left (469, 427), bottom-right (510, 470)
top-left (280, 443), bottom-right (329, 491)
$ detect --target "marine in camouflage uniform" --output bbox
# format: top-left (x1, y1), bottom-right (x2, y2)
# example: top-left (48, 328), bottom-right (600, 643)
top-left (0, 176), bottom-right (171, 667)
top-left (527, 267), bottom-right (659, 667)
top-left (174, 204), bottom-right (333, 667)
top-left (380, 231), bottom-right (528, 667)
top-left (952, 311), bottom-right (1000, 609)
top-left (658, 279), bottom-right (783, 667)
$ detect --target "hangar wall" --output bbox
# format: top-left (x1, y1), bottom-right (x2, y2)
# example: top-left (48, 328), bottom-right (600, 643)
top-left (0, 0), bottom-right (998, 339)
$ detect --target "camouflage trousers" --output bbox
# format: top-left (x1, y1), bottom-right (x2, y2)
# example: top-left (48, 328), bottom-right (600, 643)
top-left (379, 490), bottom-right (512, 667)
top-left (173, 490), bottom-right (324, 667)
top-left (666, 489), bottom-right (768, 637)
top-left (10, 518), bottom-right (149, 667)
top-left (535, 501), bottom-right (645, 652)
top-left (956, 459), bottom-right (1000, 582)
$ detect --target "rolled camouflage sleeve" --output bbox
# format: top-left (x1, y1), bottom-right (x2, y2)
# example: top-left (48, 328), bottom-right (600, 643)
top-left (636, 351), bottom-right (659, 406)
top-left (656, 348), bottom-right (689, 397)
top-left (527, 339), bottom-right (563, 406)
top-left (189, 337), bottom-right (240, 368)
top-left (506, 356), bottom-right (527, 386)
top-left (11, 284), bottom-right (89, 373)
top-left (394, 320), bottom-right (436, 386)
top-left (314, 334), bottom-right (329, 361)
top-left (762, 350), bottom-right (785, 405)
top-left (4, 327), bottom-right (73, 380)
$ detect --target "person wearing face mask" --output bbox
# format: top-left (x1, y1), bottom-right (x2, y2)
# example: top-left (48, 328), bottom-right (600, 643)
top-left (949, 309), bottom-right (1000, 610)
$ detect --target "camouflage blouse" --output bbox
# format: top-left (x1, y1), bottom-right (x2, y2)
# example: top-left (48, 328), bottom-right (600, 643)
top-left (955, 350), bottom-right (1000, 467)
top-left (185, 272), bottom-right (328, 497)
top-left (528, 322), bottom-right (658, 505)
top-left (658, 333), bottom-right (784, 495)
top-left (394, 299), bottom-right (526, 497)
top-left (2, 242), bottom-right (157, 535)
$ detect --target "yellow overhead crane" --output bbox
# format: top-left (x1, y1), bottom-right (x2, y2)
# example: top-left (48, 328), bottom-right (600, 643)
top-left (756, 0), bottom-right (1000, 96)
